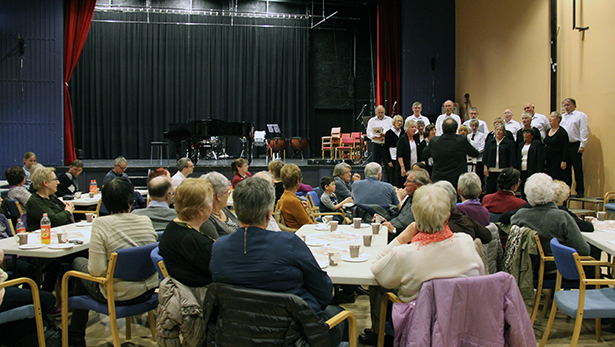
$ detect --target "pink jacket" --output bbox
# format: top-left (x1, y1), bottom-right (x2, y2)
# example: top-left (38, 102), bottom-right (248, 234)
top-left (392, 272), bottom-right (535, 347)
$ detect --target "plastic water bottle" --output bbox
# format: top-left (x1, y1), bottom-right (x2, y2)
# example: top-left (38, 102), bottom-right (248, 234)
top-left (89, 179), bottom-right (98, 194)
top-left (40, 213), bottom-right (51, 244)
top-left (15, 218), bottom-right (26, 234)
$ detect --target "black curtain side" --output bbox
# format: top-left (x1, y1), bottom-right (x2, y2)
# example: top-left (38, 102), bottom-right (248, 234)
top-left (70, 12), bottom-right (309, 159)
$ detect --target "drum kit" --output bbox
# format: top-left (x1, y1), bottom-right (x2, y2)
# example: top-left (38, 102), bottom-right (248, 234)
top-left (186, 136), bottom-right (230, 160)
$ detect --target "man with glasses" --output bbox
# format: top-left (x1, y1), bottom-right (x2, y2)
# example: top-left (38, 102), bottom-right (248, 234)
top-left (560, 98), bottom-right (588, 197)
top-left (462, 107), bottom-right (488, 134)
top-left (102, 156), bottom-right (131, 187)
top-left (524, 103), bottom-right (550, 142)
top-left (435, 100), bottom-right (461, 136)
top-left (132, 176), bottom-right (176, 230)
top-left (171, 157), bottom-right (194, 188)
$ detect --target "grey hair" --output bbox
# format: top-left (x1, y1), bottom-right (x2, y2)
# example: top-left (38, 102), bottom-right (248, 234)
top-left (552, 180), bottom-right (570, 206)
top-left (253, 171), bottom-right (274, 185)
top-left (364, 162), bottom-right (382, 178)
top-left (494, 123), bottom-right (506, 132)
top-left (114, 156), bottom-right (127, 166)
top-left (525, 173), bottom-right (555, 206)
top-left (404, 119), bottom-right (417, 132)
top-left (412, 101), bottom-right (422, 107)
top-left (433, 181), bottom-right (458, 214)
top-left (409, 169), bottom-right (430, 186)
top-left (31, 165), bottom-right (55, 191)
top-left (550, 111), bottom-right (562, 121)
top-left (411, 184), bottom-right (451, 234)
top-left (201, 171), bottom-right (230, 196)
top-left (521, 111), bottom-right (533, 119)
top-left (177, 157), bottom-right (192, 171)
top-left (469, 107), bottom-right (478, 113)
top-left (233, 177), bottom-right (275, 226)
top-left (457, 172), bottom-right (482, 199)
top-left (333, 162), bottom-right (351, 178)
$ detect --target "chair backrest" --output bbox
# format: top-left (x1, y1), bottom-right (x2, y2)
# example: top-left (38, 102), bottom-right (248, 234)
top-left (19, 213), bottom-right (27, 231)
top-left (331, 127), bottom-right (341, 137)
top-left (150, 246), bottom-right (169, 280)
top-left (5, 199), bottom-right (23, 219)
top-left (0, 214), bottom-right (13, 238)
top-left (550, 238), bottom-right (582, 280)
top-left (307, 191), bottom-right (320, 208)
top-left (340, 133), bottom-right (354, 145)
top-left (112, 242), bottom-right (159, 281)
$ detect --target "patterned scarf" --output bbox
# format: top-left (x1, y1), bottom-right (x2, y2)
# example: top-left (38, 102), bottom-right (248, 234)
top-left (411, 225), bottom-right (454, 247)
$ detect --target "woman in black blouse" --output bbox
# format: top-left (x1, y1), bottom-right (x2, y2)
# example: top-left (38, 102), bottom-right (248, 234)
top-left (544, 111), bottom-right (570, 181)
top-left (384, 115), bottom-right (404, 187)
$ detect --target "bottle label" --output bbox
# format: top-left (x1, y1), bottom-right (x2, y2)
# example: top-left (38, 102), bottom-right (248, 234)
top-left (41, 225), bottom-right (51, 244)
top-left (17, 227), bottom-right (26, 234)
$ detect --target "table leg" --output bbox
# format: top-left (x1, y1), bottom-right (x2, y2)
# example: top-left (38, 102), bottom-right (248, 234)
top-left (35, 258), bottom-right (42, 286)
top-left (11, 255), bottom-right (17, 277)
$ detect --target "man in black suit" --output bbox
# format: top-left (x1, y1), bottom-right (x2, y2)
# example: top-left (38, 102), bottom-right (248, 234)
top-left (422, 118), bottom-right (479, 188)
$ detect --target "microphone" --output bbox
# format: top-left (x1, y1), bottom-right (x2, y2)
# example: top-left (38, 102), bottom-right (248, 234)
top-left (392, 101), bottom-right (397, 114)
top-left (356, 104), bottom-right (368, 120)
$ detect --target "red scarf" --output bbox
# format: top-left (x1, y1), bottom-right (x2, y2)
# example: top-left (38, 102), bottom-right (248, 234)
top-left (411, 225), bottom-right (454, 247)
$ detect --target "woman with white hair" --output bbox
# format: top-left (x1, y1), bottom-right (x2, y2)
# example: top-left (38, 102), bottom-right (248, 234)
top-left (371, 184), bottom-right (484, 302)
top-left (200, 172), bottom-right (240, 238)
top-left (456, 172), bottom-right (490, 226)
top-left (511, 173), bottom-right (590, 275)
top-left (25, 165), bottom-right (75, 230)
top-left (332, 162), bottom-right (361, 201)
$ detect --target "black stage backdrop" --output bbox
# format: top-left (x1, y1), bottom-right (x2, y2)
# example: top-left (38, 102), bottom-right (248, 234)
top-left (69, 12), bottom-right (309, 159)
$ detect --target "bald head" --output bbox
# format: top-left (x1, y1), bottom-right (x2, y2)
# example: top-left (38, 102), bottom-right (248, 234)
top-left (503, 109), bottom-right (513, 122)
top-left (443, 100), bottom-right (454, 115)
top-left (148, 176), bottom-right (172, 201)
top-left (523, 103), bottom-right (535, 116)
top-left (253, 171), bottom-right (274, 185)
top-left (375, 105), bottom-right (385, 119)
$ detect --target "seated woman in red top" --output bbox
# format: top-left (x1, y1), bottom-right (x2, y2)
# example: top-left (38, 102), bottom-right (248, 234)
top-left (231, 158), bottom-right (252, 188)
top-left (482, 167), bottom-right (526, 214)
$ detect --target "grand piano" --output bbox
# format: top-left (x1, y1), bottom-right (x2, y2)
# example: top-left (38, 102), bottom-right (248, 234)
top-left (164, 118), bottom-right (254, 164)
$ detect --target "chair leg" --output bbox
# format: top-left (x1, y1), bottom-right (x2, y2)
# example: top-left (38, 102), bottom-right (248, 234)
top-left (542, 289), bottom-right (553, 317)
top-left (148, 310), bottom-right (156, 340)
top-left (570, 312), bottom-right (584, 347)
top-left (596, 318), bottom-right (601, 342)
top-left (539, 300), bottom-right (559, 347)
top-left (109, 312), bottom-right (121, 347)
top-left (126, 316), bottom-right (132, 340)
top-left (531, 284), bottom-right (544, 325)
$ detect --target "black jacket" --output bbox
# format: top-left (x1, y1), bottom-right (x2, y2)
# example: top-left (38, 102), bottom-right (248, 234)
top-left (422, 133), bottom-right (479, 188)
top-left (200, 283), bottom-right (331, 347)
top-left (396, 133), bottom-right (420, 170)
top-left (483, 136), bottom-right (516, 170)
top-left (515, 127), bottom-right (542, 147)
top-left (516, 140), bottom-right (545, 175)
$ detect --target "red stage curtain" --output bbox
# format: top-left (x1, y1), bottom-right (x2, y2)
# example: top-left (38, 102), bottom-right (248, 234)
top-left (376, 0), bottom-right (401, 115)
top-left (63, 0), bottom-right (96, 164)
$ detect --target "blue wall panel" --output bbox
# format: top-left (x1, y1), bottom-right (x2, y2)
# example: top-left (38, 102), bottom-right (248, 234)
top-left (0, 0), bottom-right (64, 177)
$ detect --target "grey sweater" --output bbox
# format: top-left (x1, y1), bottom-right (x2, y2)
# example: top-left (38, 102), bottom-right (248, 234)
top-left (511, 201), bottom-right (589, 273)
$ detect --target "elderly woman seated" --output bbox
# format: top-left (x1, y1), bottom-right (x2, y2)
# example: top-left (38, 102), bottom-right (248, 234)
top-left (278, 163), bottom-right (314, 229)
top-left (456, 172), bottom-right (490, 226)
top-left (434, 181), bottom-right (492, 245)
top-left (200, 172), bottom-right (240, 238)
top-left (482, 167), bottom-right (526, 214)
top-left (25, 165), bottom-right (74, 230)
top-left (371, 184), bottom-right (485, 303)
top-left (511, 173), bottom-right (594, 275)
top-left (210, 177), bottom-right (348, 346)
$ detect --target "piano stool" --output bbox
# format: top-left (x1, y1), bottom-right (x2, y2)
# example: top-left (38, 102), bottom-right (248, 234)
top-left (150, 142), bottom-right (170, 167)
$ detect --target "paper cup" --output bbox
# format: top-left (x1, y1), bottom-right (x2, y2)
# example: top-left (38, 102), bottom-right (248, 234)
top-left (363, 234), bottom-right (375, 247)
top-left (329, 221), bottom-right (339, 232)
top-left (74, 192), bottom-right (82, 199)
top-left (375, 215), bottom-right (383, 224)
top-left (57, 231), bottom-right (68, 243)
top-left (349, 244), bottom-right (361, 258)
top-left (371, 223), bottom-right (380, 234)
top-left (86, 213), bottom-right (96, 223)
top-left (17, 233), bottom-right (28, 245)
top-left (89, 192), bottom-right (94, 198)
top-left (353, 218), bottom-right (362, 228)
top-left (597, 211), bottom-right (607, 221)
top-left (328, 251), bottom-right (341, 266)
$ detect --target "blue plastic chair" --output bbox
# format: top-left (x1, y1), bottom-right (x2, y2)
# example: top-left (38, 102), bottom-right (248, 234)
top-left (540, 238), bottom-right (615, 346)
top-left (61, 242), bottom-right (159, 347)
top-left (0, 213), bottom-right (13, 238)
top-left (150, 246), bottom-right (169, 280)
top-left (0, 277), bottom-right (46, 346)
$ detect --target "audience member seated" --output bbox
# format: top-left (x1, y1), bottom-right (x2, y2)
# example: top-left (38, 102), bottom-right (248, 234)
top-left (231, 158), bottom-right (251, 188)
top-left (6, 166), bottom-right (31, 211)
top-left (171, 157), bottom-right (194, 188)
top-left (0, 249), bottom-right (57, 346)
top-left (499, 179), bottom-right (594, 232)
top-left (510, 173), bottom-right (593, 275)
top-left (376, 169), bottom-right (430, 237)
top-left (210, 177), bottom-right (348, 346)
top-left (332, 162), bottom-right (361, 201)
top-left (68, 178), bottom-right (158, 347)
top-left (159, 178), bottom-right (215, 289)
top-left (482, 167), bottom-right (526, 214)
top-left (200, 172), bottom-right (239, 239)
top-left (252, 171), bottom-right (282, 231)
top-left (132, 176), bottom-right (177, 230)
top-left (102, 156), bottom-right (131, 187)
top-left (26, 165), bottom-right (75, 231)
top-left (22, 152), bottom-right (36, 190)
top-left (353, 163), bottom-right (400, 207)
top-left (319, 176), bottom-right (353, 223)
top-left (368, 185), bottom-right (484, 341)
top-left (268, 159), bottom-right (285, 204)
top-left (434, 181), bottom-right (492, 245)
top-left (57, 159), bottom-right (84, 197)
top-left (278, 164), bottom-right (314, 229)
top-left (147, 167), bottom-right (171, 182)
top-left (456, 172), bottom-right (490, 226)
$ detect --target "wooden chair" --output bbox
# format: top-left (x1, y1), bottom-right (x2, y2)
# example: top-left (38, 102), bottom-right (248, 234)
top-left (306, 191), bottom-right (350, 224)
top-left (321, 127), bottom-right (341, 159)
top-left (604, 191), bottom-right (615, 216)
top-left (73, 199), bottom-right (103, 218)
top-left (61, 243), bottom-right (159, 347)
top-left (540, 238), bottom-right (614, 347)
top-left (0, 277), bottom-right (46, 347)
top-left (335, 133), bottom-right (355, 160)
top-left (273, 200), bottom-right (298, 233)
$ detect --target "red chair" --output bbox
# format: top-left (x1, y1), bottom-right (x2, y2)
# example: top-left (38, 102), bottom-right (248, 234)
top-left (321, 127), bottom-right (341, 159)
top-left (336, 133), bottom-right (355, 160)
